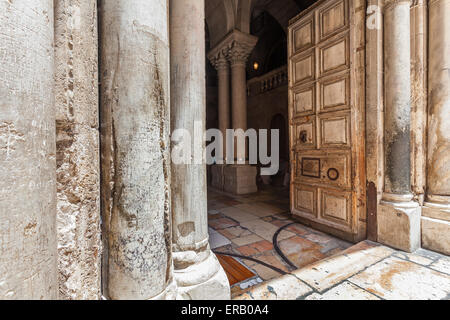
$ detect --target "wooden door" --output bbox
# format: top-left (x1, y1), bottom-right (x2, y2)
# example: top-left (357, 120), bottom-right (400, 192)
top-left (288, 0), bottom-right (366, 242)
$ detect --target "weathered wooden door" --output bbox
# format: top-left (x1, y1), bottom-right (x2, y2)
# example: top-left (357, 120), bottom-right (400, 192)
top-left (288, 0), bottom-right (366, 242)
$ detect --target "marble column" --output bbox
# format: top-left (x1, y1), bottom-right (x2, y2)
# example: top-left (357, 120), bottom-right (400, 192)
top-left (225, 31), bottom-right (258, 195)
top-left (207, 53), bottom-right (230, 190)
top-left (54, 0), bottom-right (101, 300)
top-left (169, 0), bottom-right (230, 300)
top-left (378, 0), bottom-right (421, 252)
top-left (0, 0), bottom-right (57, 299)
top-left (422, 0), bottom-right (450, 255)
top-left (99, 0), bottom-right (176, 300)
top-left (410, 0), bottom-right (427, 203)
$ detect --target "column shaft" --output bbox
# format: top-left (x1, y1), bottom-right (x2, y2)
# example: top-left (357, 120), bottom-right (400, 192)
top-left (217, 59), bottom-right (230, 160)
top-left (100, 0), bottom-right (175, 300)
top-left (426, 0), bottom-right (450, 198)
top-left (383, 0), bottom-right (412, 197)
top-left (170, 0), bottom-right (230, 300)
top-left (230, 61), bottom-right (248, 162)
top-left (422, 0), bottom-right (450, 255)
top-left (0, 1), bottom-right (57, 299)
top-left (378, 0), bottom-right (421, 252)
top-left (54, 0), bottom-right (101, 300)
top-left (231, 62), bottom-right (248, 133)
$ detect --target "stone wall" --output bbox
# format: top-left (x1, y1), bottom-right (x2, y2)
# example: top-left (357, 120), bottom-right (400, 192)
top-left (54, 0), bottom-right (101, 299)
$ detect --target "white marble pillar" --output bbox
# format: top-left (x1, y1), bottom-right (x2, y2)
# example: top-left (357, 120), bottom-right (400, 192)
top-left (207, 53), bottom-right (230, 190)
top-left (99, 0), bottom-right (176, 300)
top-left (225, 31), bottom-right (258, 195)
top-left (378, 0), bottom-right (421, 252)
top-left (0, 0), bottom-right (58, 299)
top-left (169, 0), bottom-right (230, 300)
top-left (422, 0), bottom-right (450, 255)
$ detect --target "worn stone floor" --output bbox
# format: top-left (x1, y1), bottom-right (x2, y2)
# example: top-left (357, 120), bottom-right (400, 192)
top-left (207, 185), bottom-right (353, 297)
top-left (208, 186), bottom-right (450, 300)
top-left (234, 240), bottom-right (450, 300)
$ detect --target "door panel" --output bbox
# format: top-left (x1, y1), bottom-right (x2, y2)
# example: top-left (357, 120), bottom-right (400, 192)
top-left (288, 0), bottom-right (366, 242)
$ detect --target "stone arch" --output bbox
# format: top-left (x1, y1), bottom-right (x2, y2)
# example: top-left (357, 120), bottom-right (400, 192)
top-left (205, 0), bottom-right (236, 47)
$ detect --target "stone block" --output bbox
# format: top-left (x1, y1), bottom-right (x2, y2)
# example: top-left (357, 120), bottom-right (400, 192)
top-left (421, 216), bottom-right (450, 256)
top-left (377, 201), bottom-right (421, 252)
top-left (223, 165), bottom-right (258, 195)
top-left (211, 164), bottom-right (225, 190)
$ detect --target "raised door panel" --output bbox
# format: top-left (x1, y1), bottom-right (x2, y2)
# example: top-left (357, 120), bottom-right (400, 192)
top-left (294, 153), bottom-right (351, 190)
top-left (319, 73), bottom-right (350, 112)
top-left (291, 16), bottom-right (315, 55)
top-left (319, 112), bottom-right (351, 148)
top-left (293, 184), bottom-right (317, 218)
top-left (319, 189), bottom-right (352, 231)
top-left (292, 50), bottom-right (315, 85)
top-left (293, 84), bottom-right (316, 117)
top-left (319, 0), bottom-right (348, 41)
top-left (319, 34), bottom-right (350, 77)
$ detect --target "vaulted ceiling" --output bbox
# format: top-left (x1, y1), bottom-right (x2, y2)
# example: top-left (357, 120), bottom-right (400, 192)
top-left (205, 0), bottom-right (317, 48)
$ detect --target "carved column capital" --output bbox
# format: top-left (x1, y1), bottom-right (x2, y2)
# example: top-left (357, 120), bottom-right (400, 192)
top-left (207, 51), bottom-right (228, 71)
top-left (207, 30), bottom-right (258, 69)
top-left (226, 40), bottom-right (256, 67)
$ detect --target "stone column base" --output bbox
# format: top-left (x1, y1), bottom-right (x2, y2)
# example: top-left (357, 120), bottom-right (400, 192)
top-left (421, 199), bottom-right (450, 255)
top-left (223, 164), bottom-right (258, 195)
top-left (378, 195), bottom-right (421, 252)
top-left (210, 164), bottom-right (225, 191)
top-left (174, 251), bottom-right (230, 300)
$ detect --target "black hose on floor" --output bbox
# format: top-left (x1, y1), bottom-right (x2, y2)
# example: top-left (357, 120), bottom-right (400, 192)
top-left (213, 222), bottom-right (300, 276)
top-left (212, 251), bottom-right (288, 275)
top-left (272, 222), bottom-right (298, 270)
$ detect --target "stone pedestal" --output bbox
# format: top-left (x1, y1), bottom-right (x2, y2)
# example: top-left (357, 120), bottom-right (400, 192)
top-left (378, 195), bottom-right (421, 252)
top-left (378, 0), bottom-right (420, 252)
top-left (210, 164), bottom-right (226, 191)
top-left (224, 165), bottom-right (258, 195)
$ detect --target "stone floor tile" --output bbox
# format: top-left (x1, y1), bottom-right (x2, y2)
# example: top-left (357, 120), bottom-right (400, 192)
top-left (245, 264), bottom-right (281, 281)
top-left (429, 258), bottom-right (450, 275)
top-left (250, 240), bottom-right (274, 253)
top-left (220, 206), bottom-right (259, 223)
top-left (286, 224), bottom-right (314, 236)
top-left (237, 245), bottom-right (259, 256)
top-left (349, 256), bottom-right (450, 300)
top-left (278, 235), bottom-right (322, 255)
top-left (209, 217), bottom-right (239, 230)
top-left (234, 274), bottom-right (313, 300)
top-left (305, 281), bottom-right (380, 300)
top-left (256, 251), bottom-right (290, 273)
top-left (393, 251), bottom-right (435, 266)
top-left (218, 226), bottom-right (253, 240)
top-left (292, 241), bottom-right (394, 292)
top-left (240, 219), bottom-right (295, 242)
top-left (235, 202), bottom-right (286, 217)
top-left (209, 228), bottom-right (232, 249)
top-left (303, 232), bottom-right (334, 245)
top-left (232, 234), bottom-right (264, 247)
